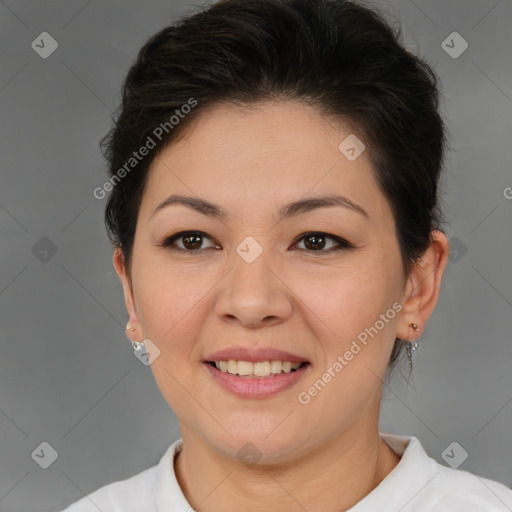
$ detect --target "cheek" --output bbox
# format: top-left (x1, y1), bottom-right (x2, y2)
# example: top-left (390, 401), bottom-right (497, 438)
top-left (132, 262), bottom-right (208, 352)
top-left (134, 267), bottom-right (211, 405)
top-left (292, 270), bottom-right (400, 412)
top-left (292, 255), bottom-right (401, 360)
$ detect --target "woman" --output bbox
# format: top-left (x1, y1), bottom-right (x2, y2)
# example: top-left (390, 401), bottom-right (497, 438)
top-left (62, 0), bottom-right (512, 510)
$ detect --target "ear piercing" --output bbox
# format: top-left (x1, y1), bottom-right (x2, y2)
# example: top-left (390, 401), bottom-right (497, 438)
top-left (406, 322), bottom-right (421, 366)
top-left (125, 325), bottom-right (144, 351)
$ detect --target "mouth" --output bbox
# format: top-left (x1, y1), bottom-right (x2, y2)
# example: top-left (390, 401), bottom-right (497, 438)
top-left (203, 359), bottom-right (311, 398)
top-left (205, 360), bottom-right (311, 378)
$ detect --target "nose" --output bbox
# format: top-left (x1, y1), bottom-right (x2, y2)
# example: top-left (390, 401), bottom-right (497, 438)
top-left (214, 246), bottom-right (293, 329)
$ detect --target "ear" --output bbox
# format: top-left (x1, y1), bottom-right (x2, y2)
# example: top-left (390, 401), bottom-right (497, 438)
top-left (395, 230), bottom-right (450, 341)
top-left (113, 248), bottom-right (142, 341)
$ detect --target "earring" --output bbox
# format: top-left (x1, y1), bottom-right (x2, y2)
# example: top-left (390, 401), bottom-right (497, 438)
top-left (131, 340), bottom-right (145, 351)
top-left (125, 325), bottom-right (143, 350)
top-left (406, 323), bottom-right (420, 366)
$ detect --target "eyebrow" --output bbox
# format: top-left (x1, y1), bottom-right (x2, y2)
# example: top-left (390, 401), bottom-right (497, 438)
top-left (151, 193), bottom-right (368, 221)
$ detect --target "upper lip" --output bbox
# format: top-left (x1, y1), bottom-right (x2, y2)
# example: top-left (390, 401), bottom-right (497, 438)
top-left (204, 347), bottom-right (309, 364)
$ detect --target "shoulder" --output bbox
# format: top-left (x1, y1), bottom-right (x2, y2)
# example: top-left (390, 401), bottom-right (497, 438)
top-left (58, 438), bottom-right (190, 512)
top-left (375, 434), bottom-right (512, 512)
top-left (427, 463), bottom-right (512, 511)
top-left (57, 438), bottom-right (184, 512)
top-left (59, 464), bottom-right (157, 512)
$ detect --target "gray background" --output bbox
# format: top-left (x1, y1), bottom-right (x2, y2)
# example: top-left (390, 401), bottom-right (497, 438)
top-left (0, 0), bottom-right (511, 510)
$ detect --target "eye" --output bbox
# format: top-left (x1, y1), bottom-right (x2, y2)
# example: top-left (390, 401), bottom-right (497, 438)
top-left (293, 232), bottom-right (353, 252)
top-left (160, 231), bottom-right (220, 252)
top-left (159, 230), bottom-right (353, 253)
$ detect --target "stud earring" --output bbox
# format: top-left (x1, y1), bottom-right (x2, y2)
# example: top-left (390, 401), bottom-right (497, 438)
top-left (125, 325), bottom-right (143, 351)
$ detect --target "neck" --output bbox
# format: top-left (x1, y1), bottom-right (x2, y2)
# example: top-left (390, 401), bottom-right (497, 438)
top-left (174, 423), bottom-right (401, 512)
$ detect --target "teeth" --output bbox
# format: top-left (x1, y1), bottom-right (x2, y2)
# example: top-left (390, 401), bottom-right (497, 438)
top-left (237, 361), bottom-right (253, 376)
top-left (213, 360), bottom-right (303, 377)
top-left (254, 361), bottom-right (270, 377)
top-left (270, 360), bottom-right (282, 374)
top-left (227, 359), bottom-right (237, 374)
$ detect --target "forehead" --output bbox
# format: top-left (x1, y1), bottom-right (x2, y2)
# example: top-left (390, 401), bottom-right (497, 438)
top-left (140, 101), bottom-right (392, 227)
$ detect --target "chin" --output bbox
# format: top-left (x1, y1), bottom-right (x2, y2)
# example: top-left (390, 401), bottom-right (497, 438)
top-left (203, 423), bottom-right (308, 464)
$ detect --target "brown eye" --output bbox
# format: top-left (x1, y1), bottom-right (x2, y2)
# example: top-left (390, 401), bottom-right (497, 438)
top-left (294, 232), bottom-right (352, 252)
top-left (303, 233), bottom-right (327, 251)
top-left (181, 232), bottom-right (203, 250)
top-left (162, 231), bottom-right (219, 252)
top-left (160, 230), bottom-right (352, 254)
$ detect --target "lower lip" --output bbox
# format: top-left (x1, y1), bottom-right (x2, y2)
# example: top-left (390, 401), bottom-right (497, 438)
top-left (203, 362), bottom-right (311, 398)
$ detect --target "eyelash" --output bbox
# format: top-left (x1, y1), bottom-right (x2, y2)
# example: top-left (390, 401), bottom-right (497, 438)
top-left (158, 230), bottom-right (354, 254)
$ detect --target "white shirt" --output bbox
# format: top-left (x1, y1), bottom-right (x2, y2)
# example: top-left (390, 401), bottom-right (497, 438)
top-left (60, 433), bottom-right (512, 511)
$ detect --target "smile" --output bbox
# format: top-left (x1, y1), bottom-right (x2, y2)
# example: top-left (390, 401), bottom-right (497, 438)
top-left (204, 360), bottom-right (311, 398)
top-left (210, 359), bottom-right (307, 377)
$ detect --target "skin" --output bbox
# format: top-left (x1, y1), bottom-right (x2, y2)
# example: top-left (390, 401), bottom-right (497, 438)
top-left (113, 101), bottom-right (449, 512)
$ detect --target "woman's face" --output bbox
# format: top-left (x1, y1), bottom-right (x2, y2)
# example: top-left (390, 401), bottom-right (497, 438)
top-left (116, 101), bottom-right (416, 462)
